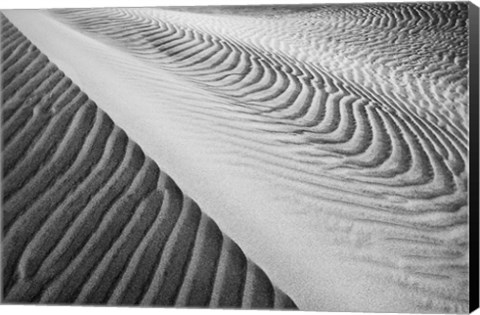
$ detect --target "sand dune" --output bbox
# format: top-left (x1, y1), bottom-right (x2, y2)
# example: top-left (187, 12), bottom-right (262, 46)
top-left (1, 3), bottom-right (470, 313)
top-left (1, 16), bottom-right (296, 309)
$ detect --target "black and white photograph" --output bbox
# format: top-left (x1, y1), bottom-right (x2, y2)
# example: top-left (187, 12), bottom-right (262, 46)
top-left (1, 0), bottom-right (478, 314)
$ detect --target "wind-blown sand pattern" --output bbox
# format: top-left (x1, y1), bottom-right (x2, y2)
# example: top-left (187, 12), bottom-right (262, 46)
top-left (1, 2), bottom-right (470, 313)
top-left (1, 16), bottom-right (296, 309)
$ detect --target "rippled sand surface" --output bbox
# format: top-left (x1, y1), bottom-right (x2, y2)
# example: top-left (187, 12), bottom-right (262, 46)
top-left (1, 3), bottom-right (470, 313)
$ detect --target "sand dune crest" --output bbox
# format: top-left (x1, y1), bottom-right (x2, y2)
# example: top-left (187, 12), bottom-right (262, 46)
top-left (1, 15), bottom-right (296, 309)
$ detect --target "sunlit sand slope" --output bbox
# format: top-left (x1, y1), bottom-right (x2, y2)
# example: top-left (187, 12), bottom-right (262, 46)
top-left (1, 16), bottom-right (296, 309)
top-left (1, 3), bottom-right (470, 313)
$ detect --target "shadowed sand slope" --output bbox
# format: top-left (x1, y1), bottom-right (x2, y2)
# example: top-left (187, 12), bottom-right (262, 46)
top-left (1, 3), bottom-right (470, 313)
top-left (0, 15), bottom-right (296, 309)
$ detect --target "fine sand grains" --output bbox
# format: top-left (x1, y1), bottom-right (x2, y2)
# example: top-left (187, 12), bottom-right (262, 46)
top-left (0, 15), bottom-right (296, 309)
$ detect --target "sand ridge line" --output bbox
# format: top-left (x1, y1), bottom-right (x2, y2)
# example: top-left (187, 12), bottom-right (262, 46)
top-left (1, 14), bottom-right (296, 309)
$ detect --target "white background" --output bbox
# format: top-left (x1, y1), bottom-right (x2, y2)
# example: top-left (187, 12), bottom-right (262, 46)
top-left (1, 0), bottom-right (479, 314)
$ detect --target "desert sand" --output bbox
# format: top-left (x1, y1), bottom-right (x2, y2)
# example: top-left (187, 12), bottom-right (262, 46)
top-left (1, 3), bottom-right (470, 313)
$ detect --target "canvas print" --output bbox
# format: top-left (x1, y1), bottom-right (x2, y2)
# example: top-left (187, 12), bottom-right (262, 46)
top-left (0, 2), bottom-right (477, 313)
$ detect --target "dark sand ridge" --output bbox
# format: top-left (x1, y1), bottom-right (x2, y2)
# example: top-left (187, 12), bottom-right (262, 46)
top-left (1, 4), bottom-right (470, 313)
top-left (1, 15), bottom-right (296, 308)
